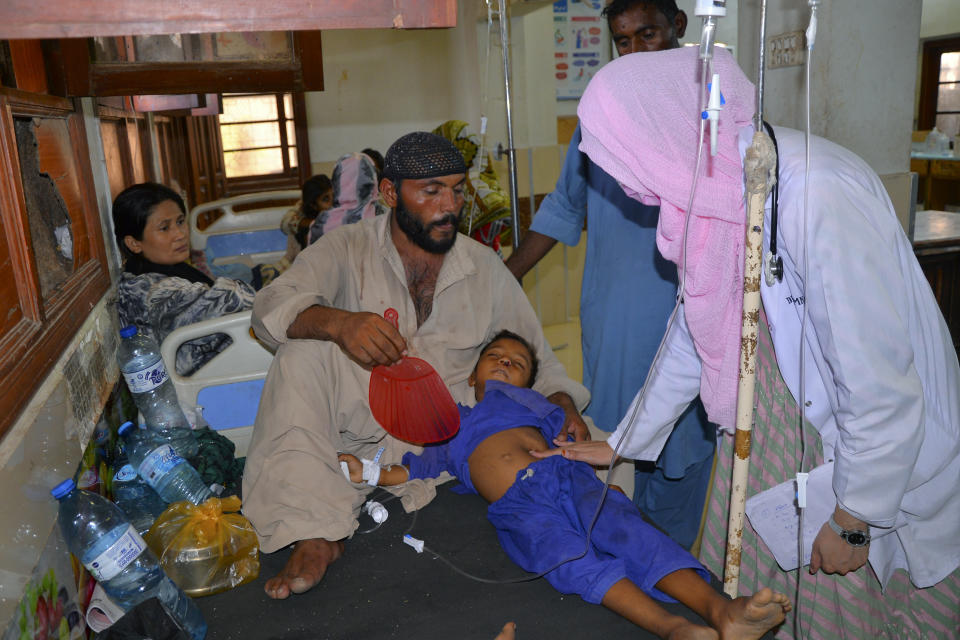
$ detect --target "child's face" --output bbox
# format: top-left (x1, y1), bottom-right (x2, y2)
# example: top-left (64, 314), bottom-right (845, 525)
top-left (468, 338), bottom-right (533, 401)
top-left (315, 188), bottom-right (334, 212)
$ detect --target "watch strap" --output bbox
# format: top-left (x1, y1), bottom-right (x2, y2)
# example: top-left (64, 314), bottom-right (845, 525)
top-left (827, 514), bottom-right (871, 546)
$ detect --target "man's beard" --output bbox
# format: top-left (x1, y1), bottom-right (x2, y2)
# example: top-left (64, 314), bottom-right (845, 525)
top-left (394, 196), bottom-right (462, 254)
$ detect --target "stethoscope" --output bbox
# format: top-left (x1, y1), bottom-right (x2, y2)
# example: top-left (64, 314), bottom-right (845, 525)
top-left (762, 121), bottom-right (784, 285)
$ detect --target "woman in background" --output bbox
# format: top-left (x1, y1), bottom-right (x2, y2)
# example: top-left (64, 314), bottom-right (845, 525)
top-left (256, 174), bottom-right (334, 286)
top-left (307, 152), bottom-right (388, 245)
top-left (433, 119), bottom-right (512, 255)
top-left (113, 182), bottom-right (255, 376)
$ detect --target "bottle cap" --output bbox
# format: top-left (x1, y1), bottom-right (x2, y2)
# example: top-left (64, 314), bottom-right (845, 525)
top-left (119, 326), bottom-right (138, 338)
top-left (50, 478), bottom-right (76, 499)
top-left (118, 421), bottom-right (135, 436)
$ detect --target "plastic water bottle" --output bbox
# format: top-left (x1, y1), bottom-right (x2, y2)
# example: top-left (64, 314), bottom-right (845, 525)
top-left (119, 422), bottom-right (213, 506)
top-left (117, 325), bottom-right (198, 459)
top-left (113, 464), bottom-right (168, 536)
top-left (51, 479), bottom-right (207, 640)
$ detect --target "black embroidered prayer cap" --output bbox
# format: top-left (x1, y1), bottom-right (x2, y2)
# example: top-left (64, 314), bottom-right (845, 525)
top-left (382, 132), bottom-right (467, 181)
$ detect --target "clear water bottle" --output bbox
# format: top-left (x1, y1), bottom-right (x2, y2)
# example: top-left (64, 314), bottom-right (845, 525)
top-left (113, 464), bottom-right (169, 536)
top-left (117, 325), bottom-right (198, 459)
top-left (51, 478), bottom-right (207, 640)
top-left (119, 422), bottom-right (213, 506)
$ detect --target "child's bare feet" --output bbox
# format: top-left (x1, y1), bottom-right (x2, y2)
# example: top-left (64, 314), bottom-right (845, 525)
top-left (715, 587), bottom-right (790, 640)
top-left (664, 622), bottom-right (718, 640)
top-left (494, 622), bottom-right (516, 640)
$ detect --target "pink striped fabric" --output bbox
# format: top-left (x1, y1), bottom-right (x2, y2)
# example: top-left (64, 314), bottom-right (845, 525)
top-left (700, 313), bottom-right (960, 638)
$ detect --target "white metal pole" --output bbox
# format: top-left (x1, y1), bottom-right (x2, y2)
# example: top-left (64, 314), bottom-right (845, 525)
top-left (497, 0), bottom-right (521, 250)
top-left (723, 0), bottom-right (772, 598)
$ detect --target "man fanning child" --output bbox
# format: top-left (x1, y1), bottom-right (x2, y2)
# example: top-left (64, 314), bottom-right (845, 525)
top-left (341, 331), bottom-right (790, 639)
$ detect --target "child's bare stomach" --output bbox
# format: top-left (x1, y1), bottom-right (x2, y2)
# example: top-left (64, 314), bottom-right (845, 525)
top-left (467, 426), bottom-right (551, 503)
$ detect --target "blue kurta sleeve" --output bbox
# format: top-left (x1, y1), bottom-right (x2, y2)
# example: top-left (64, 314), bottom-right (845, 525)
top-left (402, 444), bottom-right (453, 482)
top-left (529, 126), bottom-right (589, 247)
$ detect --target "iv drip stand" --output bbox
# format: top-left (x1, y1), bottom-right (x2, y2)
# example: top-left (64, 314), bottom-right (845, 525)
top-left (497, 0), bottom-right (522, 250)
top-left (723, 0), bottom-right (775, 598)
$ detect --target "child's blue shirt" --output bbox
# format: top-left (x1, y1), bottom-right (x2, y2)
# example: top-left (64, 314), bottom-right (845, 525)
top-left (402, 380), bottom-right (568, 494)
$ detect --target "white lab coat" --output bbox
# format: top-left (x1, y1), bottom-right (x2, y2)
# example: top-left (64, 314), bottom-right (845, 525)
top-left (608, 125), bottom-right (960, 588)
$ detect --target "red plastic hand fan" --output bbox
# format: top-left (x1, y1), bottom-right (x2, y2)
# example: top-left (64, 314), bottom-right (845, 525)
top-left (368, 308), bottom-right (460, 444)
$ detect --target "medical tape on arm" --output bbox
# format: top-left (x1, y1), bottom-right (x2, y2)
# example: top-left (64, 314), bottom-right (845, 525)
top-left (361, 458), bottom-right (381, 486)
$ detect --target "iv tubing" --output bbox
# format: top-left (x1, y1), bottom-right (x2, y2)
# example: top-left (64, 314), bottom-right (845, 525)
top-left (794, 3), bottom-right (818, 634)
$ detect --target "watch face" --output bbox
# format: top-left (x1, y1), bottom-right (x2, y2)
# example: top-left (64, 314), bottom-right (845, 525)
top-left (845, 531), bottom-right (868, 546)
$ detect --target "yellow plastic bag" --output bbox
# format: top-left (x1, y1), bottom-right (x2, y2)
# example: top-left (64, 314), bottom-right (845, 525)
top-left (145, 496), bottom-right (259, 596)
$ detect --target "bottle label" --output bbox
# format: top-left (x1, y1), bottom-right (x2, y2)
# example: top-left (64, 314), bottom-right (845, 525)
top-left (137, 444), bottom-right (184, 487)
top-left (123, 360), bottom-right (169, 394)
top-left (84, 524), bottom-right (146, 582)
top-left (114, 464), bottom-right (138, 483)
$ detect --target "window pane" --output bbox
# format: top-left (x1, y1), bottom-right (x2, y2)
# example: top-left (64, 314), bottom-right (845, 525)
top-left (289, 146), bottom-right (298, 168)
top-left (935, 113), bottom-right (960, 138)
top-left (940, 52), bottom-right (960, 82)
top-left (286, 120), bottom-right (296, 145)
top-left (220, 94), bottom-right (278, 123)
top-left (224, 148), bottom-right (285, 177)
top-left (14, 117), bottom-right (77, 298)
top-left (936, 81), bottom-right (960, 112)
top-left (220, 122), bottom-right (281, 151)
top-left (284, 93), bottom-right (293, 119)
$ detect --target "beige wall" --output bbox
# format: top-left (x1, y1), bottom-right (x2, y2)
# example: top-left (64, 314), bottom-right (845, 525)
top-left (738, 0), bottom-right (921, 175)
top-left (921, 0), bottom-right (960, 39)
top-left (305, 0), bottom-right (562, 168)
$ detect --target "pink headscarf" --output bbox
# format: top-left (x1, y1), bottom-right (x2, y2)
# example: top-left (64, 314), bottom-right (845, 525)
top-left (577, 47), bottom-right (756, 428)
top-left (308, 152), bottom-right (388, 244)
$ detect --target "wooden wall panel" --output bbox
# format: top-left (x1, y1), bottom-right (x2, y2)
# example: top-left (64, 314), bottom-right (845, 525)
top-left (0, 0), bottom-right (458, 38)
top-left (99, 119), bottom-right (126, 200)
top-left (0, 87), bottom-right (110, 437)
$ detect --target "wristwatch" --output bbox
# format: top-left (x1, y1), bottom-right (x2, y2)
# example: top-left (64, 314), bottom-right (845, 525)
top-left (827, 514), bottom-right (871, 547)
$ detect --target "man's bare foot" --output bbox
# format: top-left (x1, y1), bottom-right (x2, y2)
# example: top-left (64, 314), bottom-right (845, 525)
top-left (715, 587), bottom-right (791, 640)
top-left (494, 622), bottom-right (516, 640)
top-left (264, 538), bottom-right (345, 599)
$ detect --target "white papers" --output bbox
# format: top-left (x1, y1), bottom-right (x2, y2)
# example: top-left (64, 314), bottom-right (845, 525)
top-left (85, 583), bottom-right (126, 632)
top-left (745, 462), bottom-right (903, 571)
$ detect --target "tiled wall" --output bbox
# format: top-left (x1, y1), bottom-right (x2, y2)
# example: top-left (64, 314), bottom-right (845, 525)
top-left (0, 294), bottom-right (119, 629)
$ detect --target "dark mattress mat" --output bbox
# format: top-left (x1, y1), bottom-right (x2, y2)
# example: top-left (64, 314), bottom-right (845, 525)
top-left (196, 483), bottom-right (773, 640)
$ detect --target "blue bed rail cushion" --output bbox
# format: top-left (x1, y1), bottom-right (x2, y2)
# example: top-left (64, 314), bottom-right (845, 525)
top-left (197, 379), bottom-right (265, 430)
top-left (206, 229), bottom-right (287, 257)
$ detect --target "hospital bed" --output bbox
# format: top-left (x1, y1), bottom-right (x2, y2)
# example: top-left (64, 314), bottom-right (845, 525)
top-left (189, 190), bottom-right (300, 268)
top-left (160, 311), bottom-right (274, 457)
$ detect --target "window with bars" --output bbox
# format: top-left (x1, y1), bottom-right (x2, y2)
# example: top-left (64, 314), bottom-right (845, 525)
top-left (218, 92), bottom-right (308, 189)
top-left (934, 51), bottom-right (959, 138)
top-left (919, 37), bottom-right (960, 139)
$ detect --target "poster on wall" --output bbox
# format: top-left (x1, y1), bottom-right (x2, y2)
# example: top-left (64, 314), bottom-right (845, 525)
top-left (553, 0), bottom-right (609, 100)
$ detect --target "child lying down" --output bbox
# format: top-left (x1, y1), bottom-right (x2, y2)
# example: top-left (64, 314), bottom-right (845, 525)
top-left (341, 330), bottom-right (790, 639)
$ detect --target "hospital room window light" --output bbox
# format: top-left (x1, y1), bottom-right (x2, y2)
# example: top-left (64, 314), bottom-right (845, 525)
top-left (219, 92), bottom-right (305, 180)
top-left (935, 52), bottom-right (959, 138)
top-left (919, 37), bottom-right (960, 138)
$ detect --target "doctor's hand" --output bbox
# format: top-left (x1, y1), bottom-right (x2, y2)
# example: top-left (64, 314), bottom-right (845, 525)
top-left (546, 392), bottom-right (591, 442)
top-left (809, 508), bottom-right (869, 576)
top-left (530, 440), bottom-right (618, 467)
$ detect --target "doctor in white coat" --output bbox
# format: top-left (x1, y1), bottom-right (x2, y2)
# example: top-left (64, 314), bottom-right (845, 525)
top-left (534, 47), bottom-right (960, 593)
